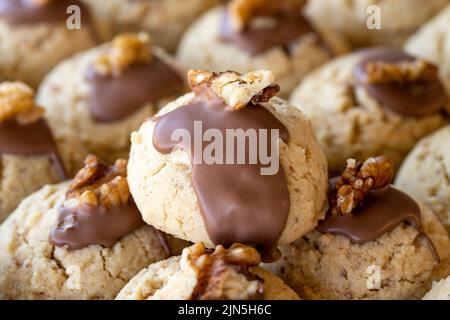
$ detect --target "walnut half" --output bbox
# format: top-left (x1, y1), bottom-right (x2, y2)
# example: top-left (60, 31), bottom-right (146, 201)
top-left (66, 155), bottom-right (131, 208)
top-left (0, 81), bottom-right (44, 125)
top-left (182, 243), bottom-right (264, 300)
top-left (93, 33), bottom-right (153, 76)
top-left (188, 69), bottom-right (279, 110)
top-left (329, 156), bottom-right (395, 216)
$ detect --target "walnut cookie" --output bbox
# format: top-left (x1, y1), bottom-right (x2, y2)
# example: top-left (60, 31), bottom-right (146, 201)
top-left (117, 243), bottom-right (299, 300)
top-left (0, 155), bottom-right (169, 300)
top-left (306, 0), bottom-right (449, 48)
top-left (0, 0), bottom-right (110, 88)
top-left (37, 33), bottom-right (185, 164)
top-left (0, 81), bottom-right (86, 223)
top-left (290, 47), bottom-right (450, 174)
top-left (177, 0), bottom-right (348, 97)
top-left (128, 69), bottom-right (328, 259)
top-left (266, 156), bottom-right (450, 300)
top-left (82, 0), bottom-right (220, 52)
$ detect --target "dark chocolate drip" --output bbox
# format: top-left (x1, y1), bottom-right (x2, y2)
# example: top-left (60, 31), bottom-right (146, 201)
top-left (49, 200), bottom-right (145, 250)
top-left (353, 47), bottom-right (448, 117)
top-left (153, 89), bottom-right (290, 263)
top-left (86, 57), bottom-right (184, 122)
top-left (0, 118), bottom-right (67, 179)
top-left (219, 8), bottom-right (326, 56)
top-left (317, 186), bottom-right (440, 261)
top-left (154, 229), bottom-right (172, 256)
top-left (0, 0), bottom-right (91, 25)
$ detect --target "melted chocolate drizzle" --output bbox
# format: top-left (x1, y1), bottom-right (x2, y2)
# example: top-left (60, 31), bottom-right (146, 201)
top-left (86, 57), bottom-right (184, 122)
top-left (317, 186), bottom-right (440, 261)
top-left (0, 118), bottom-right (67, 179)
top-left (353, 47), bottom-right (448, 117)
top-left (0, 0), bottom-right (91, 25)
top-left (49, 200), bottom-right (145, 250)
top-left (153, 88), bottom-right (290, 263)
top-left (219, 9), bottom-right (325, 56)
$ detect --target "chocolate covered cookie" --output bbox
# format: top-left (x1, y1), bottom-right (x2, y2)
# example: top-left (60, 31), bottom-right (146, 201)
top-left (0, 0), bottom-right (109, 87)
top-left (0, 81), bottom-right (86, 222)
top-left (128, 69), bottom-right (328, 262)
top-left (0, 155), bottom-right (169, 300)
top-left (177, 0), bottom-right (348, 96)
top-left (37, 33), bottom-right (185, 163)
top-left (117, 243), bottom-right (299, 300)
top-left (290, 47), bottom-right (450, 173)
top-left (267, 156), bottom-right (450, 300)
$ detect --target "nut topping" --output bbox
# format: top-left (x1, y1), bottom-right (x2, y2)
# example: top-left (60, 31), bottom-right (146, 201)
top-left (364, 59), bottom-right (439, 85)
top-left (228, 0), bottom-right (306, 31)
top-left (93, 33), bottom-right (152, 76)
top-left (182, 243), bottom-right (264, 300)
top-left (188, 69), bottom-right (279, 110)
top-left (0, 82), bottom-right (44, 125)
top-left (329, 156), bottom-right (395, 216)
top-left (67, 155), bottom-right (131, 208)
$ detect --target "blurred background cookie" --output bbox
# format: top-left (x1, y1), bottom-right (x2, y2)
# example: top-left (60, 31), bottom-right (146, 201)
top-left (82, 0), bottom-right (220, 52)
top-left (396, 126), bottom-right (450, 233)
top-left (405, 5), bottom-right (450, 87)
top-left (0, 81), bottom-right (86, 223)
top-left (267, 156), bottom-right (450, 300)
top-left (177, 0), bottom-right (348, 97)
top-left (0, 155), bottom-right (170, 299)
top-left (0, 0), bottom-right (109, 88)
top-left (306, 0), bottom-right (449, 48)
top-left (117, 243), bottom-right (300, 300)
top-left (290, 47), bottom-right (450, 174)
top-left (37, 33), bottom-right (185, 164)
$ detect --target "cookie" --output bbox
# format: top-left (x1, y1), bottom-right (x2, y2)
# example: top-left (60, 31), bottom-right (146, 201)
top-left (128, 69), bottom-right (328, 262)
top-left (117, 242), bottom-right (299, 300)
top-left (37, 33), bottom-right (185, 164)
top-left (306, 0), bottom-right (449, 48)
top-left (177, 0), bottom-right (348, 97)
top-left (405, 5), bottom-right (450, 88)
top-left (266, 157), bottom-right (450, 300)
top-left (0, 0), bottom-right (109, 88)
top-left (0, 81), bottom-right (86, 223)
top-left (396, 126), bottom-right (450, 233)
top-left (0, 155), bottom-right (169, 300)
top-left (423, 276), bottom-right (450, 300)
top-left (82, 0), bottom-right (219, 52)
top-left (290, 47), bottom-right (450, 174)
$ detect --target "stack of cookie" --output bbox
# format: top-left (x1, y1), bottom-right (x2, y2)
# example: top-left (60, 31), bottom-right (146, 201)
top-left (0, 0), bottom-right (450, 300)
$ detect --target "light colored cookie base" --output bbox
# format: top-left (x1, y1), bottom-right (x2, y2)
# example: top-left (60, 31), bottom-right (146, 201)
top-left (0, 22), bottom-right (97, 88)
top-left (116, 256), bottom-right (299, 300)
top-left (82, 0), bottom-right (220, 52)
top-left (290, 52), bottom-right (450, 173)
top-left (396, 126), bottom-right (450, 233)
top-left (177, 6), bottom-right (348, 97)
top-left (306, 0), bottom-right (449, 48)
top-left (37, 44), bottom-right (182, 164)
top-left (266, 202), bottom-right (450, 300)
top-left (128, 93), bottom-right (328, 247)
top-left (0, 182), bottom-right (168, 300)
top-left (423, 276), bottom-right (450, 300)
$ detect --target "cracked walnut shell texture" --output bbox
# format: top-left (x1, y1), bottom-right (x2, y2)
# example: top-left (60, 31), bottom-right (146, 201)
top-left (0, 182), bottom-right (168, 300)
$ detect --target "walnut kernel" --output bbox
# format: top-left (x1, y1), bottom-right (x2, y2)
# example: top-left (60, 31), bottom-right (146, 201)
top-left (0, 82), bottom-right (44, 124)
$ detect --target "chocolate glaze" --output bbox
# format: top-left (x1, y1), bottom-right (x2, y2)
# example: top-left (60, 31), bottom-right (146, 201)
top-left (353, 47), bottom-right (448, 117)
top-left (153, 87), bottom-right (290, 263)
top-left (219, 9), bottom-right (324, 56)
top-left (0, 118), bottom-right (67, 179)
top-left (86, 57), bottom-right (184, 122)
top-left (0, 0), bottom-right (90, 25)
top-left (317, 186), bottom-right (439, 261)
top-left (49, 200), bottom-right (145, 250)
